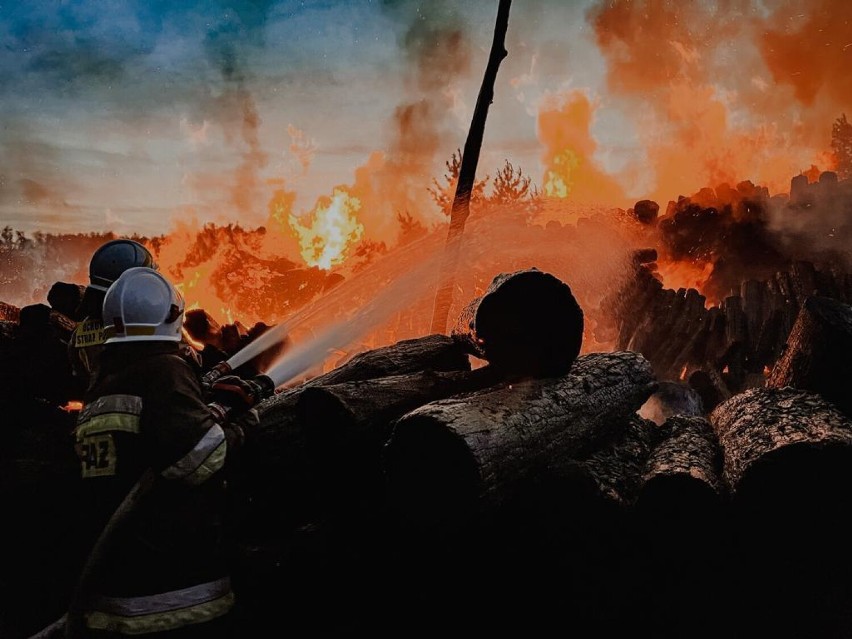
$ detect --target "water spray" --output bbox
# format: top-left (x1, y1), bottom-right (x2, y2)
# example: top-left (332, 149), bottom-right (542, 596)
top-left (202, 236), bottom-right (445, 390)
top-left (262, 256), bottom-right (440, 390)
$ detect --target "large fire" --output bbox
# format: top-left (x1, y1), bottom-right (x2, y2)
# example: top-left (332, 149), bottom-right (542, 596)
top-left (289, 189), bottom-right (364, 270)
top-left (2, 0), bottom-right (851, 371)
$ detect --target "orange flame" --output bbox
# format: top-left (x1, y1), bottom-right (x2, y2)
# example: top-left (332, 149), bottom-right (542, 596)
top-left (61, 401), bottom-right (83, 413)
top-left (289, 188), bottom-right (365, 270)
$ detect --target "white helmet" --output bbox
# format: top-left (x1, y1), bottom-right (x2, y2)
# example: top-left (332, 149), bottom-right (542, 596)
top-left (103, 267), bottom-right (184, 344)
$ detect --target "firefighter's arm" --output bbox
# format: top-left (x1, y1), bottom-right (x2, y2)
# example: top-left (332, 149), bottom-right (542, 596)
top-left (146, 358), bottom-right (246, 483)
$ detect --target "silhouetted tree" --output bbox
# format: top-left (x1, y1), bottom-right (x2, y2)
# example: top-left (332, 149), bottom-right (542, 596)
top-left (491, 159), bottom-right (531, 204)
top-left (428, 148), bottom-right (488, 216)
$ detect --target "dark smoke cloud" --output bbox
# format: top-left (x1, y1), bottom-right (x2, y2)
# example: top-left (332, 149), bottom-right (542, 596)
top-left (199, 3), bottom-right (275, 221)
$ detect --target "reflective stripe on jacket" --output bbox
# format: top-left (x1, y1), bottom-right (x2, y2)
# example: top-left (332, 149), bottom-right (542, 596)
top-left (85, 578), bottom-right (234, 634)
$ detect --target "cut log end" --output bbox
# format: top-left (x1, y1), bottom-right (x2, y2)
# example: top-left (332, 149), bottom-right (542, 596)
top-left (454, 269), bottom-right (584, 378)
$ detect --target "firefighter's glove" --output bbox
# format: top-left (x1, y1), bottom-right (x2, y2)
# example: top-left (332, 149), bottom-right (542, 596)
top-left (210, 375), bottom-right (271, 414)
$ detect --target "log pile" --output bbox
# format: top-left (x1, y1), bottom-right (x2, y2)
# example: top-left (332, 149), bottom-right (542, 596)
top-left (597, 257), bottom-right (852, 409)
top-left (6, 266), bottom-right (852, 638)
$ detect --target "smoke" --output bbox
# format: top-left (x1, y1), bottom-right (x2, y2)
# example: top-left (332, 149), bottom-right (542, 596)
top-left (586, 0), bottom-right (837, 201)
top-left (348, 1), bottom-right (474, 243)
top-left (200, 6), bottom-right (273, 224)
top-left (287, 124), bottom-right (316, 174)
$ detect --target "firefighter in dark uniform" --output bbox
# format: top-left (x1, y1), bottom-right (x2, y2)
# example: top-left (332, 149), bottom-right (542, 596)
top-left (72, 267), bottom-right (269, 638)
top-left (70, 239), bottom-right (157, 392)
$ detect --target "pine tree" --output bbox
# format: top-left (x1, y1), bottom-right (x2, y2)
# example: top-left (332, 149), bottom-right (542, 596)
top-left (427, 149), bottom-right (488, 216)
top-left (491, 159), bottom-right (531, 204)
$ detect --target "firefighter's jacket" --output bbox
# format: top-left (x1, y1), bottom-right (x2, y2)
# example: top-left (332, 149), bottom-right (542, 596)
top-left (74, 341), bottom-right (242, 635)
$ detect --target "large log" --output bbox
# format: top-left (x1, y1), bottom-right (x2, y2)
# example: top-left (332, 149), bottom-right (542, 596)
top-left (451, 268), bottom-right (583, 377)
top-left (766, 296), bottom-right (852, 416)
top-left (634, 415), bottom-right (728, 639)
top-left (383, 351), bottom-right (655, 530)
top-left (710, 387), bottom-right (852, 494)
top-left (714, 386), bottom-right (852, 639)
top-left (293, 368), bottom-right (502, 515)
top-left (230, 335), bottom-right (472, 531)
top-left (560, 414), bottom-right (656, 507)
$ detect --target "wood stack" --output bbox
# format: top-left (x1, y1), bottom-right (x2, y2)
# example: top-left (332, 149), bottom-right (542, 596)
top-left (597, 259), bottom-right (852, 408)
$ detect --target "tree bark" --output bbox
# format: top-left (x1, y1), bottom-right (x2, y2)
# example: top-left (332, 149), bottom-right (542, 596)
top-left (560, 414), bottom-right (656, 507)
top-left (430, 0), bottom-right (512, 334)
top-left (766, 296), bottom-right (852, 417)
top-left (638, 416), bottom-right (724, 514)
top-left (383, 351), bottom-right (655, 529)
top-left (710, 387), bottom-right (852, 494)
top-left (451, 268), bottom-right (583, 377)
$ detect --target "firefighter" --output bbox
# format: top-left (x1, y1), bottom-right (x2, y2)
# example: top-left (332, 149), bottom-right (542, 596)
top-left (70, 239), bottom-right (157, 392)
top-left (71, 266), bottom-right (268, 638)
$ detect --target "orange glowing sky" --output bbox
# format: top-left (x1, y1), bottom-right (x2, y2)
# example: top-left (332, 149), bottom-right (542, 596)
top-left (1, 0), bottom-right (849, 243)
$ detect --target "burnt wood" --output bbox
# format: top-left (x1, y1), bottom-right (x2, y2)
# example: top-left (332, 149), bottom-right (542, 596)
top-left (638, 415), bottom-right (724, 513)
top-left (767, 296), bottom-right (852, 417)
top-left (451, 268), bottom-right (583, 377)
top-left (710, 387), bottom-right (852, 494)
top-left (383, 351), bottom-right (655, 530)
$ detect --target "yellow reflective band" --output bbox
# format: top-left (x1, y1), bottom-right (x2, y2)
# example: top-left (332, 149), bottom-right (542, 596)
top-left (85, 592), bottom-right (234, 635)
top-left (104, 326), bottom-right (157, 339)
top-left (76, 413), bottom-right (141, 438)
top-left (184, 439), bottom-right (227, 486)
top-left (161, 425), bottom-right (227, 485)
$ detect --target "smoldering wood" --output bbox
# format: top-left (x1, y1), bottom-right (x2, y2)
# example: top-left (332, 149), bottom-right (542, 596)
top-left (451, 268), bottom-right (584, 377)
top-left (655, 288), bottom-right (707, 378)
top-left (0, 300), bottom-right (19, 322)
top-left (638, 416), bottom-right (724, 515)
top-left (789, 261), bottom-right (818, 305)
top-left (383, 351), bottom-right (655, 529)
top-left (766, 296), bottom-right (852, 416)
top-left (710, 387), bottom-right (852, 493)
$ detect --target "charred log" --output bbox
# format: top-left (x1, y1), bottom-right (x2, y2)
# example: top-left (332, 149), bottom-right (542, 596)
top-left (293, 368), bottom-right (501, 516)
top-left (47, 282), bottom-right (86, 321)
top-left (231, 335), bottom-right (473, 531)
top-left (767, 296), bottom-right (852, 417)
top-left (710, 387), bottom-right (852, 494)
top-left (638, 416), bottom-right (724, 515)
top-left (383, 351), bottom-right (655, 530)
top-left (717, 388), bottom-right (852, 639)
top-left (451, 268), bottom-right (583, 377)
